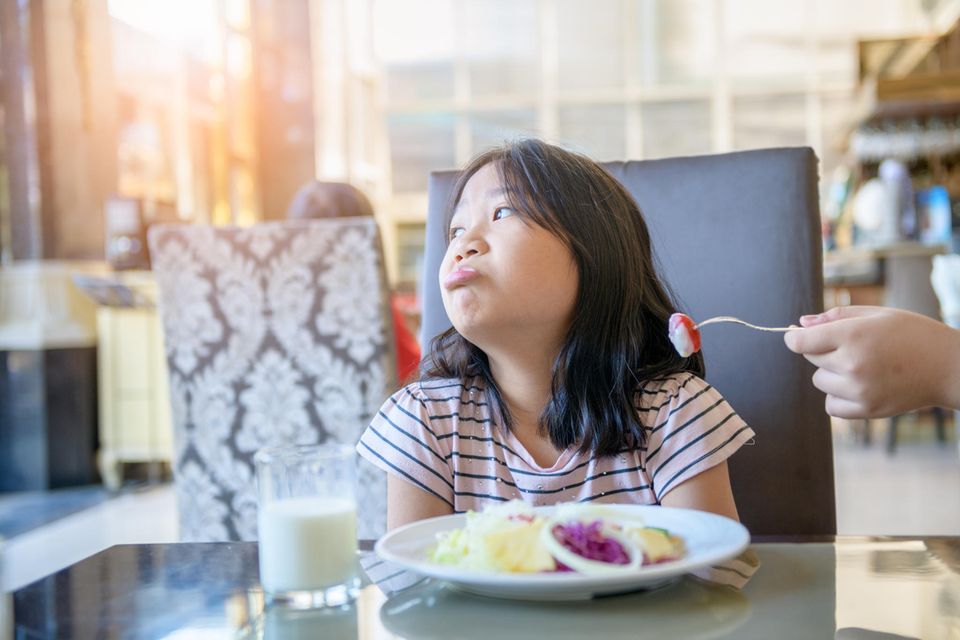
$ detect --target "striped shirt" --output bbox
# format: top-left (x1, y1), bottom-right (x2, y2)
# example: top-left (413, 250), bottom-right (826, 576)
top-left (357, 372), bottom-right (754, 513)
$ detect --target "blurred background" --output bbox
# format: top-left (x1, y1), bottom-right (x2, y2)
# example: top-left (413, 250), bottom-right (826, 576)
top-left (3, 0), bottom-right (959, 285)
top-left (2, 0), bottom-right (960, 590)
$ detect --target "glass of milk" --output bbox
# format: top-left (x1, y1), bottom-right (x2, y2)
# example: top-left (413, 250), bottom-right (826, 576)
top-left (255, 443), bottom-right (360, 609)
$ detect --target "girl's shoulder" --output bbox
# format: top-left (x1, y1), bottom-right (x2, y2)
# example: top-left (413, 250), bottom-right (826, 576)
top-left (380, 376), bottom-right (492, 442)
top-left (390, 376), bottom-right (488, 415)
top-left (632, 371), bottom-right (709, 410)
top-left (401, 376), bottom-right (486, 400)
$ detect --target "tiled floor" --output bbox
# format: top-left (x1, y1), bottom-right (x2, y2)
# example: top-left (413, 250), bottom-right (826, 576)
top-left (0, 486), bottom-right (110, 539)
top-left (0, 484), bottom-right (178, 592)
top-left (833, 414), bottom-right (960, 535)
top-left (1, 417), bottom-right (957, 593)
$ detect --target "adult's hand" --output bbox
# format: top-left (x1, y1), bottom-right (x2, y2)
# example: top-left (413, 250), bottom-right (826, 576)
top-left (783, 305), bottom-right (960, 418)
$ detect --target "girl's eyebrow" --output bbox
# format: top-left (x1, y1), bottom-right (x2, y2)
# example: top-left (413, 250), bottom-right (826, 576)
top-left (455, 187), bottom-right (514, 211)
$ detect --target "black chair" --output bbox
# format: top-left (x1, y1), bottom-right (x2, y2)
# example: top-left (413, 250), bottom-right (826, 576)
top-left (419, 148), bottom-right (835, 536)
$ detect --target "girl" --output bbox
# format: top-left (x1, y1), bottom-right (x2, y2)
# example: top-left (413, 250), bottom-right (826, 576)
top-left (358, 139), bottom-right (754, 530)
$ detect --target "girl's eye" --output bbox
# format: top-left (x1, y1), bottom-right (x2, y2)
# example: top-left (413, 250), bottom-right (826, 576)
top-left (448, 227), bottom-right (465, 241)
top-left (493, 206), bottom-right (515, 220)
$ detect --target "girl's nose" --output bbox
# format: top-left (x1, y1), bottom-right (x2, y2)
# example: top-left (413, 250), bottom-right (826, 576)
top-left (453, 229), bottom-right (486, 262)
top-left (455, 246), bottom-right (479, 262)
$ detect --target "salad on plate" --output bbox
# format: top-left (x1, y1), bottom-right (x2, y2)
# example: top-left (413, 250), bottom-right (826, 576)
top-left (429, 500), bottom-right (685, 575)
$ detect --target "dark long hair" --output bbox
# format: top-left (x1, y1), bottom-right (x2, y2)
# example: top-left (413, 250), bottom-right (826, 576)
top-left (423, 139), bottom-right (704, 456)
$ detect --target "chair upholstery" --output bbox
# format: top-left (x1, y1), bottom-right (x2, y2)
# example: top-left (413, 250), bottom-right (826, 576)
top-left (420, 148), bottom-right (835, 536)
top-left (149, 219), bottom-right (395, 541)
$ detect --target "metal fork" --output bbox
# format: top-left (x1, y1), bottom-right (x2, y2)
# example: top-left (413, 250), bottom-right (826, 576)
top-left (695, 316), bottom-right (795, 333)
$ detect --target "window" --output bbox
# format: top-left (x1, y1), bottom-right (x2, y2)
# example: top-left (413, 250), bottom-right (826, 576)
top-left (642, 100), bottom-right (712, 159)
top-left (374, 0), bottom-right (947, 284)
top-left (558, 105), bottom-right (627, 161)
top-left (557, 0), bottom-right (625, 95)
top-left (733, 94), bottom-right (807, 150)
top-left (387, 113), bottom-right (457, 193)
top-left (464, 1), bottom-right (540, 98)
top-left (469, 109), bottom-right (538, 154)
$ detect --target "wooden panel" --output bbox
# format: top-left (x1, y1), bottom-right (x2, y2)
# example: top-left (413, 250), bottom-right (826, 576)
top-left (97, 303), bottom-right (173, 470)
top-left (113, 310), bottom-right (151, 391)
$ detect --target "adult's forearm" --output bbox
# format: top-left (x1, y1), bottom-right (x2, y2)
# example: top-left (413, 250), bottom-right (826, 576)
top-left (938, 325), bottom-right (960, 411)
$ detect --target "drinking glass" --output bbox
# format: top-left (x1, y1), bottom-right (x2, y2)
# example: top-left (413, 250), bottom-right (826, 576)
top-left (255, 443), bottom-right (359, 609)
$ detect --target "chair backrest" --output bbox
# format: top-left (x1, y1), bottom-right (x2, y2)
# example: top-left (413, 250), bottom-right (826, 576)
top-left (420, 147), bottom-right (836, 536)
top-left (149, 219), bottom-right (395, 541)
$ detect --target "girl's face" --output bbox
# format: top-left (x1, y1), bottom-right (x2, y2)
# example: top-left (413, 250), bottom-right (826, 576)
top-left (440, 162), bottom-right (579, 351)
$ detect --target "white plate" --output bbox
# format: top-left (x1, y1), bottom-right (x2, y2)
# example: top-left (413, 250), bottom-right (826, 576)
top-left (374, 504), bottom-right (750, 601)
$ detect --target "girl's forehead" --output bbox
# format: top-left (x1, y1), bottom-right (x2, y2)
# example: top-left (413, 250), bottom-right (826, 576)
top-left (461, 163), bottom-right (503, 196)
top-left (455, 163), bottom-right (510, 214)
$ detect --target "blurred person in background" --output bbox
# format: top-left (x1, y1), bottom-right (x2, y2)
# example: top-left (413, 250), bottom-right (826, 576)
top-left (287, 181), bottom-right (421, 383)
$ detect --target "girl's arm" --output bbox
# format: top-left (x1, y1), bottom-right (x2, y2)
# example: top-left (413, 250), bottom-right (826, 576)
top-left (387, 474), bottom-right (455, 530)
top-left (659, 461), bottom-right (740, 521)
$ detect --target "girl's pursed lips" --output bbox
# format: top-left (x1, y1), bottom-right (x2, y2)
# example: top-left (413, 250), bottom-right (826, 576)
top-left (443, 267), bottom-right (480, 289)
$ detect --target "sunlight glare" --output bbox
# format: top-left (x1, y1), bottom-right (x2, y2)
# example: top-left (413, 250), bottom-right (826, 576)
top-left (108, 0), bottom-right (221, 63)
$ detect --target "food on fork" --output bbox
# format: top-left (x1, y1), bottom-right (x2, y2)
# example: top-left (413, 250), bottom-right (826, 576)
top-left (429, 501), bottom-right (684, 574)
top-left (669, 313), bottom-right (701, 357)
top-left (669, 312), bottom-right (797, 357)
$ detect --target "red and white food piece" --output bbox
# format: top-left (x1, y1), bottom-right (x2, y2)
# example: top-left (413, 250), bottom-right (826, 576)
top-left (668, 313), bottom-right (702, 357)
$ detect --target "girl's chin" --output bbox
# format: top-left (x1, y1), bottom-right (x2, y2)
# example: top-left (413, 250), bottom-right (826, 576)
top-left (450, 319), bottom-right (489, 344)
top-left (445, 301), bottom-right (485, 331)
top-left (451, 322), bottom-right (483, 343)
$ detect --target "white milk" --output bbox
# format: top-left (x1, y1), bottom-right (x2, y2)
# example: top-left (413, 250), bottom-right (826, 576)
top-left (258, 496), bottom-right (358, 592)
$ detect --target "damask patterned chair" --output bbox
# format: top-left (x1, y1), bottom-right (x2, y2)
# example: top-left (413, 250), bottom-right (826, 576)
top-left (148, 219), bottom-right (396, 541)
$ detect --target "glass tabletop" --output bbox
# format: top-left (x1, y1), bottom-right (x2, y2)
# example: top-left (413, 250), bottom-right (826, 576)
top-left (9, 537), bottom-right (960, 639)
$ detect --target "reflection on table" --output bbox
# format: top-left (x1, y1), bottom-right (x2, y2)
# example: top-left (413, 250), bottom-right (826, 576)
top-left (11, 537), bottom-right (960, 639)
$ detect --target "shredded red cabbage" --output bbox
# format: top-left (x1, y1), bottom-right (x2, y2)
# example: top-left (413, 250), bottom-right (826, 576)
top-left (551, 520), bottom-right (630, 568)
